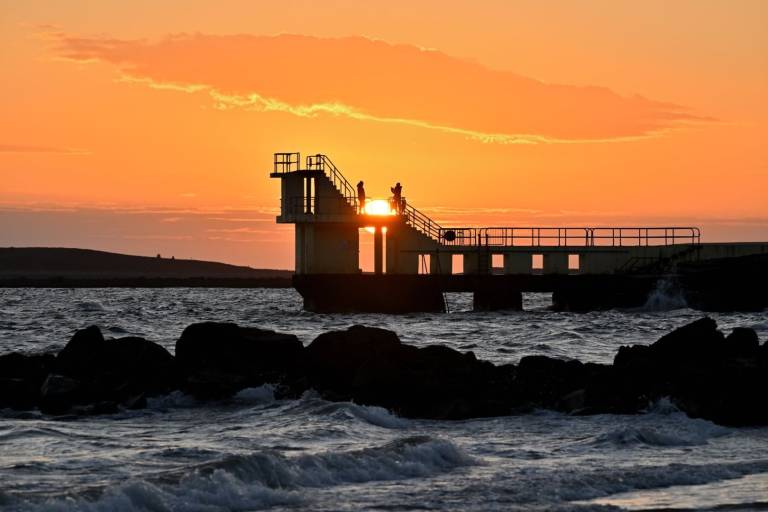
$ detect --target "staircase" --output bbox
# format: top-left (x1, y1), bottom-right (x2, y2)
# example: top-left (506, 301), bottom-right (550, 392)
top-left (302, 153), bottom-right (444, 242)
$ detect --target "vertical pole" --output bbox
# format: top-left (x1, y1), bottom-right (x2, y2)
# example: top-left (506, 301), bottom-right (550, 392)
top-left (374, 226), bottom-right (383, 275)
top-left (305, 177), bottom-right (312, 214)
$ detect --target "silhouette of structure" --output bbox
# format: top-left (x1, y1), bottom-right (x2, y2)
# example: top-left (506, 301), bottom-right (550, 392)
top-left (271, 152), bottom-right (768, 312)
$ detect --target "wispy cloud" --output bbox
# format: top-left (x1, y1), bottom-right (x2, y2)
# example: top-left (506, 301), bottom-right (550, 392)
top-left (46, 32), bottom-right (713, 143)
top-left (0, 144), bottom-right (90, 155)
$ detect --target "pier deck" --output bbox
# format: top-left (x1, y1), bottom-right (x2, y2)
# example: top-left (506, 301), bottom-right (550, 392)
top-left (271, 152), bottom-right (768, 312)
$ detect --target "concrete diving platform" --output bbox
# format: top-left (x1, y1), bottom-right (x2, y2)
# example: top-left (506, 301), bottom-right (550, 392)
top-left (270, 152), bottom-right (768, 313)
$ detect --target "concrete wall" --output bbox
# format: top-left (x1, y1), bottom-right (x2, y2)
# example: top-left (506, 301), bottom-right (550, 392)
top-left (385, 222), bottom-right (441, 274)
top-left (280, 174), bottom-right (305, 217)
top-left (295, 223), bottom-right (359, 274)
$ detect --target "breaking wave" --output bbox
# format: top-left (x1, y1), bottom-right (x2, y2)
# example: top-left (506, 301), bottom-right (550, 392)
top-left (639, 280), bottom-right (688, 311)
top-left (11, 436), bottom-right (472, 511)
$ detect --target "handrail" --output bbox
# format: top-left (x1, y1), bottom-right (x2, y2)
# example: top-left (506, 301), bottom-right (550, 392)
top-left (306, 154), bottom-right (358, 210)
top-left (272, 153), bottom-right (701, 248)
top-left (273, 152), bottom-right (300, 173)
top-left (403, 202), bottom-right (443, 240)
top-left (438, 226), bottom-right (701, 247)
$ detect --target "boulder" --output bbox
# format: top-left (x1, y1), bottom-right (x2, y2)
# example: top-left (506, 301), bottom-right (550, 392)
top-left (304, 325), bottom-right (401, 398)
top-left (515, 355), bottom-right (590, 407)
top-left (352, 343), bottom-right (513, 419)
top-left (305, 325), bottom-right (518, 419)
top-left (724, 327), bottom-right (760, 358)
top-left (52, 326), bottom-right (178, 407)
top-left (176, 322), bottom-right (303, 398)
top-left (39, 373), bottom-right (83, 415)
top-left (648, 316), bottom-right (724, 363)
top-left (55, 325), bottom-right (105, 378)
top-left (0, 352), bottom-right (55, 410)
top-left (102, 337), bottom-right (178, 396)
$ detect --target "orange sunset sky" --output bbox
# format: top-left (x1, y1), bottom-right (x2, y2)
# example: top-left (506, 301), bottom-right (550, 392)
top-left (1, 1), bottom-right (767, 269)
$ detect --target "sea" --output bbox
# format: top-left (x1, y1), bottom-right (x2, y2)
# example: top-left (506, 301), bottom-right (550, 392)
top-left (1, 287), bottom-right (767, 511)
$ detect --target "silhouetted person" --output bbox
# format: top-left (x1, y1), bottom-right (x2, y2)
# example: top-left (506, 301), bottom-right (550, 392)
top-left (390, 182), bottom-right (403, 214)
top-left (357, 181), bottom-right (366, 213)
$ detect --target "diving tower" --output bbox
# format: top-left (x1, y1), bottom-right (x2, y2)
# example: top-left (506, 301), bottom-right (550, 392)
top-left (271, 152), bottom-right (768, 312)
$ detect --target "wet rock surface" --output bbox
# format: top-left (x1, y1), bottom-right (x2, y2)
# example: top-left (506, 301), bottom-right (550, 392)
top-left (0, 318), bottom-right (766, 425)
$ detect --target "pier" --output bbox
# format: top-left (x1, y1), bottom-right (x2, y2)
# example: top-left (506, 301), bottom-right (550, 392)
top-left (271, 152), bottom-right (768, 312)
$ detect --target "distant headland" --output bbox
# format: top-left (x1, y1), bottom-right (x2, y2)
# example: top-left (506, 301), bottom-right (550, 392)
top-left (0, 247), bottom-right (292, 288)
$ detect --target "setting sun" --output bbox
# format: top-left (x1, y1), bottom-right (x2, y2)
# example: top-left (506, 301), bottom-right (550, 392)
top-left (363, 199), bottom-right (395, 216)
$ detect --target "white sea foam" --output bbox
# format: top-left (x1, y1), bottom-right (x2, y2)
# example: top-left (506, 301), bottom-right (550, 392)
top-left (639, 280), bottom-right (688, 312)
top-left (592, 401), bottom-right (731, 448)
top-left (18, 437), bottom-right (472, 512)
top-left (289, 391), bottom-right (409, 428)
top-left (233, 385), bottom-right (276, 405)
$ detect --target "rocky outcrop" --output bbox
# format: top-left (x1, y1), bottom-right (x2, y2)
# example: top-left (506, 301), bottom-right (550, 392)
top-left (304, 325), bottom-right (516, 419)
top-left (1, 318), bottom-right (766, 425)
top-left (0, 352), bottom-right (55, 410)
top-left (1, 326), bottom-right (177, 414)
top-left (582, 317), bottom-right (768, 425)
top-left (176, 322), bottom-right (303, 398)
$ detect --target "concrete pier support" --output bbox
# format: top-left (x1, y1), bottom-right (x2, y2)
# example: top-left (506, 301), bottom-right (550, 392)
top-left (504, 253), bottom-right (530, 274)
top-left (430, 252), bottom-right (452, 275)
top-left (294, 274), bottom-right (446, 313)
top-left (544, 253), bottom-right (569, 274)
top-left (374, 226), bottom-right (384, 275)
top-left (473, 286), bottom-right (523, 311)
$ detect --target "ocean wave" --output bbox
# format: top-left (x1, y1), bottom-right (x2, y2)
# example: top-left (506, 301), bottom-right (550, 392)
top-left (286, 391), bottom-right (410, 429)
top-left (13, 436), bottom-right (472, 511)
top-left (591, 404), bottom-right (730, 448)
top-left (0, 426), bottom-right (74, 443)
top-left (233, 385), bottom-right (276, 405)
top-left (75, 301), bottom-right (106, 313)
top-left (592, 425), bottom-right (722, 448)
top-left (562, 461), bottom-right (768, 505)
top-left (636, 280), bottom-right (688, 312)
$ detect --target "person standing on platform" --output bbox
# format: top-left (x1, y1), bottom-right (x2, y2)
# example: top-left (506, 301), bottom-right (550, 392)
top-left (391, 182), bottom-right (403, 214)
top-left (357, 181), bottom-right (366, 214)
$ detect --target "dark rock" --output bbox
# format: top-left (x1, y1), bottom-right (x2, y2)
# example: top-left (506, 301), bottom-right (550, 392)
top-left (49, 326), bottom-right (178, 409)
top-left (557, 389), bottom-right (586, 413)
top-left (515, 356), bottom-right (589, 407)
top-left (176, 322), bottom-right (303, 398)
top-left (305, 325), bottom-right (518, 419)
top-left (724, 327), bottom-right (760, 358)
top-left (39, 374), bottom-right (82, 415)
top-left (0, 352), bottom-right (55, 410)
top-left (648, 316), bottom-right (724, 363)
top-left (102, 337), bottom-right (178, 397)
top-left (305, 325), bottom-right (403, 399)
top-left (55, 325), bottom-right (105, 378)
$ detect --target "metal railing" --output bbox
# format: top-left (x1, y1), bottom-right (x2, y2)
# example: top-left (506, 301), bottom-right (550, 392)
top-left (437, 226), bottom-right (701, 247)
top-left (402, 202), bottom-right (443, 240)
top-left (306, 154), bottom-right (359, 211)
top-left (273, 152), bottom-right (301, 174)
top-left (272, 153), bottom-right (701, 248)
top-left (282, 196), bottom-right (315, 215)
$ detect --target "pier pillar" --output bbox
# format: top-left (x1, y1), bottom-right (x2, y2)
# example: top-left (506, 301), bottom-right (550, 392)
top-left (544, 253), bottom-right (569, 274)
top-left (430, 252), bottom-right (452, 275)
top-left (374, 226), bottom-right (384, 275)
top-left (504, 253), bottom-right (530, 274)
top-left (463, 253), bottom-right (481, 274)
top-left (473, 286), bottom-right (523, 311)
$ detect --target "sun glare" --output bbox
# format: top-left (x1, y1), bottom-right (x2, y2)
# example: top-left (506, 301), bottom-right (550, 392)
top-left (363, 199), bottom-right (395, 216)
